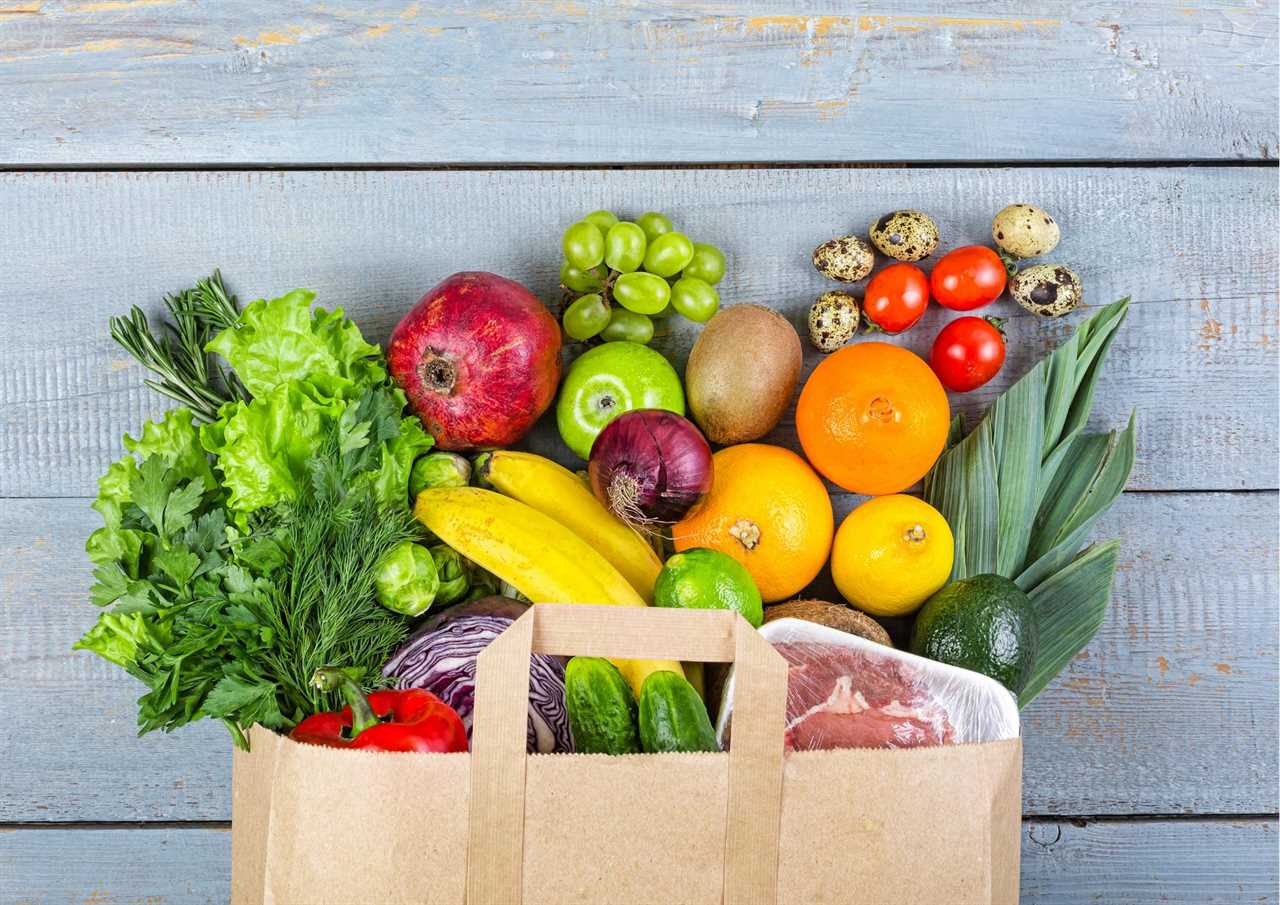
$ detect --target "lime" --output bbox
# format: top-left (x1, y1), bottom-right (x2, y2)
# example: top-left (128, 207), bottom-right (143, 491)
top-left (654, 547), bottom-right (763, 628)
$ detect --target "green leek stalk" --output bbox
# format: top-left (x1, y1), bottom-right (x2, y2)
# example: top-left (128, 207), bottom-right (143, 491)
top-left (923, 298), bottom-right (1136, 707)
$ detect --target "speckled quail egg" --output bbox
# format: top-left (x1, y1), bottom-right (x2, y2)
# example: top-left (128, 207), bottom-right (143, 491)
top-left (868, 210), bottom-right (939, 262)
top-left (812, 235), bottom-right (875, 282)
top-left (808, 290), bottom-right (861, 352)
top-left (1010, 264), bottom-right (1082, 317)
top-left (992, 204), bottom-right (1060, 259)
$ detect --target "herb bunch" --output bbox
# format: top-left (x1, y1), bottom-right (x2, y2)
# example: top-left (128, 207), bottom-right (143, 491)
top-left (79, 278), bottom-right (442, 749)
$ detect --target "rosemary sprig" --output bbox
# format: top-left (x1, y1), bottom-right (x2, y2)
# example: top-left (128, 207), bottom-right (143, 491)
top-left (110, 270), bottom-right (248, 422)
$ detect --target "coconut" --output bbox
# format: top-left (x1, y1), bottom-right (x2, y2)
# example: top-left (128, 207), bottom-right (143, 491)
top-left (763, 598), bottom-right (892, 647)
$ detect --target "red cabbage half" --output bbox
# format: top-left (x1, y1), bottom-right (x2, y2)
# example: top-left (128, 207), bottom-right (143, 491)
top-left (383, 612), bottom-right (572, 753)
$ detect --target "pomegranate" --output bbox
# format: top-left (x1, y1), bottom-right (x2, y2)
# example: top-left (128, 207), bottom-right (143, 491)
top-left (388, 272), bottom-right (561, 450)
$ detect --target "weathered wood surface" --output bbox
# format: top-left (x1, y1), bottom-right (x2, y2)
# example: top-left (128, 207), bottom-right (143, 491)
top-left (4, 490), bottom-right (1275, 823)
top-left (1, 167), bottom-right (1276, 499)
top-left (3, 819), bottom-right (1276, 904)
top-left (0, 1), bottom-right (1275, 165)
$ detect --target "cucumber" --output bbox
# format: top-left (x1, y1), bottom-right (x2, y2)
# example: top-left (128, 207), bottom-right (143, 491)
top-left (565, 656), bottom-right (641, 754)
top-left (638, 670), bottom-right (719, 753)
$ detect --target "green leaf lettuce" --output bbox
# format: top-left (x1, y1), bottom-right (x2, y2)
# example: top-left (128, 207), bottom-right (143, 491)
top-left (205, 289), bottom-right (384, 403)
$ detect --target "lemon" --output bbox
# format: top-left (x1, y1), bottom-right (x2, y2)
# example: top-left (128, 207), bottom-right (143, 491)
top-left (831, 495), bottom-right (954, 617)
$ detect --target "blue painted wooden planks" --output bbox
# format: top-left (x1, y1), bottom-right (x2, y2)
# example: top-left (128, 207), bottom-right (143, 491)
top-left (0, 168), bottom-right (1275, 497)
top-left (0, 1), bottom-right (1275, 164)
top-left (3, 819), bottom-right (1277, 904)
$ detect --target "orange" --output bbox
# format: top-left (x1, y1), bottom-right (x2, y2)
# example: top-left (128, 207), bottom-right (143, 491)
top-left (673, 444), bottom-right (833, 602)
top-left (795, 342), bottom-right (950, 495)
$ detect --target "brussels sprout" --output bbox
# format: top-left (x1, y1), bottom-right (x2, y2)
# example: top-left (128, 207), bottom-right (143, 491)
top-left (374, 540), bottom-right (440, 616)
top-left (408, 452), bottom-right (471, 498)
top-left (429, 544), bottom-right (470, 606)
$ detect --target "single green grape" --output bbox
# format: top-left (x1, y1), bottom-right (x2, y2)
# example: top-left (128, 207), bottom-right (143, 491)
top-left (636, 211), bottom-right (674, 243)
top-left (683, 243), bottom-right (726, 285)
top-left (563, 221), bottom-right (605, 270)
top-left (670, 277), bottom-right (720, 323)
top-left (601, 308), bottom-right (655, 344)
top-left (562, 293), bottom-right (610, 341)
top-left (604, 221), bottom-right (647, 273)
top-left (560, 260), bottom-right (604, 293)
top-left (613, 271), bottom-right (672, 315)
top-left (643, 232), bottom-right (695, 278)
top-left (583, 210), bottom-right (618, 234)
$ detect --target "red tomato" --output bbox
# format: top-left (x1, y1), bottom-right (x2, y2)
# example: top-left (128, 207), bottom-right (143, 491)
top-left (930, 316), bottom-right (1007, 392)
top-left (863, 263), bottom-right (930, 334)
top-left (930, 246), bottom-right (1007, 311)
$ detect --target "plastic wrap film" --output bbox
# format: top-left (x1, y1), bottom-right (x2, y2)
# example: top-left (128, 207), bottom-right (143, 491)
top-left (716, 618), bottom-right (1020, 751)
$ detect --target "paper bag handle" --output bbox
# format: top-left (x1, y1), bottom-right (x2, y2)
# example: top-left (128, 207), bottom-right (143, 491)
top-left (466, 604), bottom-right (788, 905)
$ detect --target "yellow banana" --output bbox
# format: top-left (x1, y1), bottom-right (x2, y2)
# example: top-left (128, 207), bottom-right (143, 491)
top-left (414, 486), bottom-right (682, 693)
top-left (476, 450), bottom-right (662, 601)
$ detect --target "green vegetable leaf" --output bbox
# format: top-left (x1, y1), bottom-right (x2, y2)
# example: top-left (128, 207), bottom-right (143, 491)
top-left (74, 610), bottom-right (172, 670)
top-left (368, 416), bottom-right (435, 509)
top-left (85, 525), bottom-right (146, 573)
top-left (123, 408), bottom-right (216, 493)
top-left (204, 675), bottom-right (286, 730)
top-left (201, 382), bottom-right (335, 512)
top-left (154, 544), bottom-right (201, 587)
top-left (130, 456), bottom-right (205, 538)
top-left (991, 368), bottom-right (1045, 576)
top-left (91, 455), bottom-right (139, 529)
top-left (206, 289), bottom-right (384, 402)
top-left (1020, 541), bottom-right (1120, 706)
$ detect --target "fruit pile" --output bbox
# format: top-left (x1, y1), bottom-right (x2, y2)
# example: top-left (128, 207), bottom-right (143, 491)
top-left (808, 204), bottom-right (1084, 394)
top-left (85, 203), bottom-right (1131, 760)
top-left (559, 210), bottom-right (726, 344)
top-left (371, 208), bottom-right (1130, 740)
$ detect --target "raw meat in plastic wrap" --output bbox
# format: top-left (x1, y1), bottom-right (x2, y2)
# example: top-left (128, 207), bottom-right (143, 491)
top-left (716, 618), bottom-right (1019, 751)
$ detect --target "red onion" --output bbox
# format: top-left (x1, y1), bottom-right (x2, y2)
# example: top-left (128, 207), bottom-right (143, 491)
top-left (588, 409), bottom-right (713, 528)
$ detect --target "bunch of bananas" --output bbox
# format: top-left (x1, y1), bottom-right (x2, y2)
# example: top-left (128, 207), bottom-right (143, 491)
top-left (414, 451), bottom-right (679, 693)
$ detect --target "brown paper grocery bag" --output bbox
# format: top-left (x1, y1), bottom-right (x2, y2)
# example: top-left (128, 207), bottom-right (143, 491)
top-left (231, 604), bottom-right (1020, 905)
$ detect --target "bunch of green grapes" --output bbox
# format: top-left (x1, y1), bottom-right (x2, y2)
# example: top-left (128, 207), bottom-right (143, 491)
top-left (559, 210), bottom-right (726, 344)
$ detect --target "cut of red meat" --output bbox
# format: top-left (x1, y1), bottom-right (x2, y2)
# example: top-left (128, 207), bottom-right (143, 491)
top-left (776, 641), bottom-right (956, 750)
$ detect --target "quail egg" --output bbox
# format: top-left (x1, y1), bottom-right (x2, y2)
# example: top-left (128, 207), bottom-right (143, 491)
top-left (808, 290), bottom-right (860, 352)
top-left (992, 204), bottom-right (1060, 259)
top-left (1010, 264), bottom-right (1082, 317)
top-left (868, 210), bottom-right (939, 262)
top-left (812, 235), bottom-right (875, 282)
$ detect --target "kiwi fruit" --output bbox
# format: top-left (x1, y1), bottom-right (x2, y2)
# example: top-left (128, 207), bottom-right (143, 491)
top-left (685, 304), bottom-right (802, 445)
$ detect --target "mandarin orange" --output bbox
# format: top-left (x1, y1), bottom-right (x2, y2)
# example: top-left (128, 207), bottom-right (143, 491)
top-left (795, 342), bottom-right (950, 495)
top-left (672, 444), bottom-right (833, 602)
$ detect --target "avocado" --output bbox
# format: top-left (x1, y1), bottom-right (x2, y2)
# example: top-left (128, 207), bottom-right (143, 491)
top-left (909, 573), bottom-right (1038, 695)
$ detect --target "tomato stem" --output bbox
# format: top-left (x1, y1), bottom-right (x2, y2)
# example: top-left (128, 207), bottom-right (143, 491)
top-left (996, 249), bottom-right (1020, 278)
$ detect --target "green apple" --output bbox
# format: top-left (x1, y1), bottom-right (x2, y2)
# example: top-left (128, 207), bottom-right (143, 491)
top-left (556, 342), bottom-right (685, 459)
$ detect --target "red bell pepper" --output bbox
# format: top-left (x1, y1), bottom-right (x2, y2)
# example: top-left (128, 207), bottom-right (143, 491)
top-left (289, 667), bottom-right (468, 753)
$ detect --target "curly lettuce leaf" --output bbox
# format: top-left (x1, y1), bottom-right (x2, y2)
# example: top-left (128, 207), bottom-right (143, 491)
top-left (85, 525), bottom-right (147, 571)
top-left (124, 408), bottom-right (216, 492)
top-left (73, 610), bottom-right (172, 670)
top-left (201, 382), bottom-right (336, 512)
top-left (206, 289), bottom-right (384, 402)
top-left (91, 454), bottom-right (139, 528)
